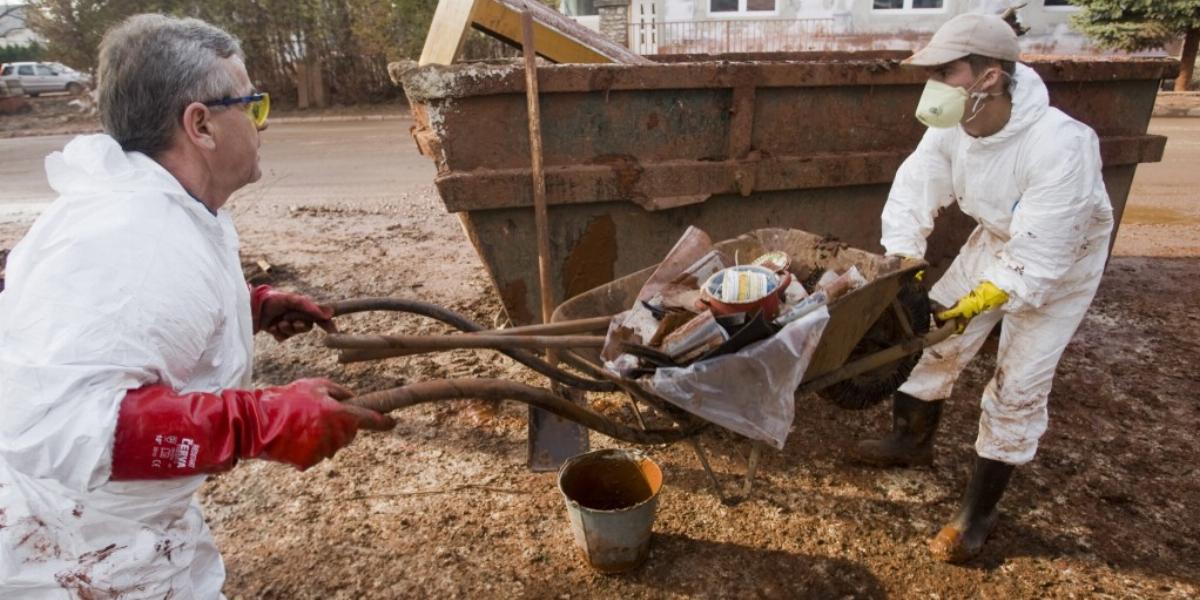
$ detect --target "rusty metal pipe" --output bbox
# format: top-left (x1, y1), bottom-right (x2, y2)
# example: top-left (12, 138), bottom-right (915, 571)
top-left (329, 298), bottom-right (618, 393)
top-left (348, 378), bottom-right (705, 445)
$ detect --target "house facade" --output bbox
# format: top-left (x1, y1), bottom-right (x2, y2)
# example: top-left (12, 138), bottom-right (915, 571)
top-left (561, 0), bottom-right (1095, 56)
top-left (0, 4), bottom-right (38, 48)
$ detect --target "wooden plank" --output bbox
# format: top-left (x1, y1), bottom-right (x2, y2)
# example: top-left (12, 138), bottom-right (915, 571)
top-left (473, 0), bottom-right (649, 64)
top-left (419, 0), bottom-right (479, 66)
top-left (418, 0), bottom-right (650, 66)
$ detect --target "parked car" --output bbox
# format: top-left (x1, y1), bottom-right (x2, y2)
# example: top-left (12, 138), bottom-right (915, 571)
top-left (0, 62), bottom-right (91, 97)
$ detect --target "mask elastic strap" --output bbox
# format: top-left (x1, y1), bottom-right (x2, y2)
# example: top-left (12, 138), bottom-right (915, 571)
top-left (963, 70), bottom-right (1011, 123)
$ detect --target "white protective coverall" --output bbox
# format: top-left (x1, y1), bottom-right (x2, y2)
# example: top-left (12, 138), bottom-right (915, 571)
top-left (881, 63), bottom-right (1113, 465)
top-left (0, 134), bottom-right (253, 598)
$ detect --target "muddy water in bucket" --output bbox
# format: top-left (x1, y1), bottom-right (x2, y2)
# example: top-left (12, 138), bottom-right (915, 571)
top-left (558, 449), bottom-right (663, 573)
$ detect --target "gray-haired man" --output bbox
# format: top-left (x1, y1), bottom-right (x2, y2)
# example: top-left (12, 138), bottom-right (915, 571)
top-left (0, 14), bottom-right (391, 597)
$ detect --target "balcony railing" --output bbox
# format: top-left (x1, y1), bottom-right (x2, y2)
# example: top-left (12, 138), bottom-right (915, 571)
top-left (630, 18), bottom-right (836, 55)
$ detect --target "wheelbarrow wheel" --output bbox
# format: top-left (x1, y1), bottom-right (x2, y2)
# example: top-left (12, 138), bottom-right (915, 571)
top-left (817, 276), bottom-right (931, 410)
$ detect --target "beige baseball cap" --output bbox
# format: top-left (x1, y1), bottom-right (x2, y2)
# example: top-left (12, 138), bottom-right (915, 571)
top-left (903, 13), bottom-right (1020, 67)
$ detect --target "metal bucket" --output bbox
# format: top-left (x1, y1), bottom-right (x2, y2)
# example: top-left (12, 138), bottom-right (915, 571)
top-left (557, 448), bottom-right (663, 573)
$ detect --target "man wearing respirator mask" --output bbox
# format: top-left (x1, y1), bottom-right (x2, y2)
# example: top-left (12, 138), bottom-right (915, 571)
top-left (853, 12), bottom-right (1114, 563)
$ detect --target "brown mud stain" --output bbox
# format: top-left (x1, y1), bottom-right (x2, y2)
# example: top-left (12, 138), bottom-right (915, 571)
top-left (15, 516), bottom-right (64, 563)
top-left (54, 543), bottom-right (129, 600)
top-left (1122, 205), bottom-right (1199, 225)
top-left (590, 154), bottom-right (643, 200)
top-left (498, 278), bottom-right (534, 325)
top-left (562, 215), bottom-right (618, 302)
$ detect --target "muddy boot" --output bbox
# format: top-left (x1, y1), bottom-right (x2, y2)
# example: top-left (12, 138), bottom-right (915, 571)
top-left (929, 456), bottom-right (1015, 563)
top-left (851, 392), bottom-right (943, 467)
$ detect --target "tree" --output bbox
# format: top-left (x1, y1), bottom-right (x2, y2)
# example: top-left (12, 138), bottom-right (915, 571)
top-left (1072, 0), bottom-right (1200, 91)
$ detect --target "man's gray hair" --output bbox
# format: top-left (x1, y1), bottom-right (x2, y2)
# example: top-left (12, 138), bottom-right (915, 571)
top-left (98, 14), bottom-right (244, 157)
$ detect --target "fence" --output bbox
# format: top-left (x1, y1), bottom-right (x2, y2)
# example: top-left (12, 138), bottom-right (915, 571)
top-left (630, 18), bottom-right (835, 55)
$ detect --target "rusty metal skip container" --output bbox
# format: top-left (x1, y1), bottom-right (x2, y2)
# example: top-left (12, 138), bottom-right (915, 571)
top-left (557, 449), bottom-right (664, 573)
top-left (399, 52), bottom-right (1177, 326)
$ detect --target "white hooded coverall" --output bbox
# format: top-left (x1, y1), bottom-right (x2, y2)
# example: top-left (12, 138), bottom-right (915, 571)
top-left (882, 63), bottom-right (1113, 465)
top-left (0, 134), bottom-right (254, 598)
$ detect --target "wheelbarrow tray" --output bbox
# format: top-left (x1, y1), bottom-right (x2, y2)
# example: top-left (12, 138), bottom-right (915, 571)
top-left (552, 227), bottom-right (923, 385)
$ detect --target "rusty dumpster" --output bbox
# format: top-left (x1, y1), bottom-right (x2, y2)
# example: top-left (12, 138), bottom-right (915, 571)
top-left (399, 51), bottom-right (1178, 325)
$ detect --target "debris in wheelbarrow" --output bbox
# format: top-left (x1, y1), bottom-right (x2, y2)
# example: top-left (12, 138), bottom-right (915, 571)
top-left (606, 227), bottom-right (869, 373)
top-left (601, 226), bottom-right (876, 448)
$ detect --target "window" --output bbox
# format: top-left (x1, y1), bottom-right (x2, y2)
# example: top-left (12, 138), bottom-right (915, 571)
top-left (874, 0), bottom-right (943, 9)
top-left (710, 0), bottom-right (777, 14)
top-left (1044, 0), bottom-right (1076, 7)
top-left (18, 65), bottom-right (33, 76)
top-left (563, 0), bottom-right (598, 17)
top-left (36, 65), bottom-right (55, 76)
top-left (1, 66), bottom-right (11, 76)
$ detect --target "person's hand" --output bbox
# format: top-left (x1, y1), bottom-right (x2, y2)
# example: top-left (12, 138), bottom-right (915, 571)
top-left (249, 378), bottom-right (394, 469)
top-left (112, 378), bottom-right (395, 480)
top-left (936, 281), bottom-right (1008, 333)
top-left (250, 285), bottom-right (336, 341)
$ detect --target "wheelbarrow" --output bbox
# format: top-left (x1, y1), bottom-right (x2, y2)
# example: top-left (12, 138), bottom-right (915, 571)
top-left (334, 228), bottom-right (956, 501)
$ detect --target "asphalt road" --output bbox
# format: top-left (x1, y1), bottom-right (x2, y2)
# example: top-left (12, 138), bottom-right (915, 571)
top-left (0, 118), bottom-right (433, 220)
top-left (2, 117), bottom-right (1197, 243)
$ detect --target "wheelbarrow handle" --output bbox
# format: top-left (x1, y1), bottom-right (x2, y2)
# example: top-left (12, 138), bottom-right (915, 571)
top-left (346, 378), bottom-right (705, 445)
top-left (325, 333), bottom-right (606, 352)
top-left (797, 318), bottom-right (958, 394)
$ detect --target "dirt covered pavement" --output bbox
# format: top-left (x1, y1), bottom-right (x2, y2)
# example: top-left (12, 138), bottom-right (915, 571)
top-left (1, 117), bottom-right (1198, 598)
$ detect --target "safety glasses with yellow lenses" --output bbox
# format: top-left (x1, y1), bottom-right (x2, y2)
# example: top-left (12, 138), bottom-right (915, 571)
top-left (203, 92), bottom-right (270, 128)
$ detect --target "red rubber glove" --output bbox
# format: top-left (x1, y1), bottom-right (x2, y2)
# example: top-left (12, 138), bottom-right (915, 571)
top-left (111, 378), bottom-right (394, 480)
top-left (250, 284), bottom-right (336, 341)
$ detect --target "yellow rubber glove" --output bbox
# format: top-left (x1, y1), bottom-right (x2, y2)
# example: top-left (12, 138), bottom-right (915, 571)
top-left (891, 254), bottom-right (925, 283)
top-left (936, 281), bottom-right (1009, 333)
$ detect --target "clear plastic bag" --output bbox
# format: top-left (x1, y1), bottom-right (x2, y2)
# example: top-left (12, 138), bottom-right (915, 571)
top-left (639, 306), bottom-right (829, 449)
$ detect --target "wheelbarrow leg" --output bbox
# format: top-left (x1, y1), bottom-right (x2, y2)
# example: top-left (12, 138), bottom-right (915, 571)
top-left (626, 395), bottom-right (648, 430)
top-left (688, 437), bottom-right (734, 506)
top-left (741, 443), bottom-right (764, 498)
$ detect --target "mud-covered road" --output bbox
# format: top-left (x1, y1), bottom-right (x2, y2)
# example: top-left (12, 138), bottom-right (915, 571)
top-left (1, 116), bottom-right (1197, 598)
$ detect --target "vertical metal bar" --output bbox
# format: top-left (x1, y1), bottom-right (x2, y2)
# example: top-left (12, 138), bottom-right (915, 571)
top-left (741, 443), bottom-right (763, 498)
top-left (521, 5), bottom-right (588, 471)
top-left (688, 437), bottom-right (732, 505)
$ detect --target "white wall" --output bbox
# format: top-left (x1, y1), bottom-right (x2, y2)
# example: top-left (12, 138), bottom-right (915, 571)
top-left (1, 4), bottom-right (39, 48)
top-left (567, 0), bottom-right (1107, 55)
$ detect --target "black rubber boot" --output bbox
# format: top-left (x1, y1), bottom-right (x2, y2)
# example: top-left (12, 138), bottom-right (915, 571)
top-left (929, 455), bottom-right (1016, 563)
top-left (851, 392), bottom-right (943, 467)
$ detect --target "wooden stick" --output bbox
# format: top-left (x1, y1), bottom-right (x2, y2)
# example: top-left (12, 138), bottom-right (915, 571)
top-left (335, 343), bottom-right (604, 364)
top-left (326, 333), bottom-right (605, 352)
top-left (475, 315), bottom-right (612, 337)
top-left (521, 6), bottom-right (554, 332)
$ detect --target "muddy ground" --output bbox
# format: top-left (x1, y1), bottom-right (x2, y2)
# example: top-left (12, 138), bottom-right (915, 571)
top-left (1, 114), bottom-right (1198, 598)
